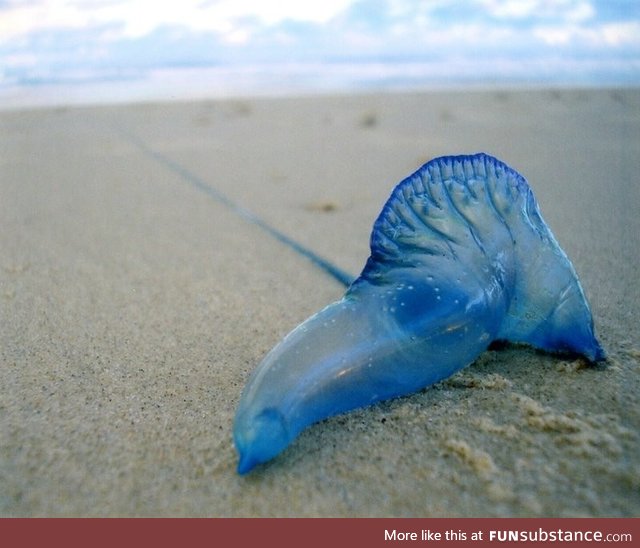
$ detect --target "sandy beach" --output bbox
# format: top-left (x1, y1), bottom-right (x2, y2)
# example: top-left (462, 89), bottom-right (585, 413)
top-left (1, 88), bottom-right (638, 516)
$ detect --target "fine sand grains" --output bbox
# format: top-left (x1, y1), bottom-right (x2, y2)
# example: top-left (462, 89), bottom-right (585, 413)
top-left (1, 88), bottom-right (639, 516)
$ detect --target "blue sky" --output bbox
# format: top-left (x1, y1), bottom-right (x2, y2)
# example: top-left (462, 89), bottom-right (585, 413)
top-left (1, 0), bottom-right (639, 103)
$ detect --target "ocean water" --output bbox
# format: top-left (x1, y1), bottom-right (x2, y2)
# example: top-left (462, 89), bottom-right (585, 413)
top-left (1, 59), bottom-right (639, 110)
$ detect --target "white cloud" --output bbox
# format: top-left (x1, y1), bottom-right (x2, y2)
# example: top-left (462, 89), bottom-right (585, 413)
top-left (478, 0), bottom-right (594, 21)
top-left (600, 21), bottom-right (640, 46)
top-left (0, 0), bottom-right (356, 43)
top-left (534, 20), bottom-right (640, 47)
top-left (203, 0), bottom-right (355, 26)
top-left (0, 0), bottom-right (88, 41)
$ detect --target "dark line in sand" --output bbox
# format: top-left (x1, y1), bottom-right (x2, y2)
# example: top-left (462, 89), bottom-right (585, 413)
top-left (117, 127), bottom-right (354, 288)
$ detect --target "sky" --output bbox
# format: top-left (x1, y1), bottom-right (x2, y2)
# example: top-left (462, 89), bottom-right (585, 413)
top-left (1, 0), bottom-right (639, 106)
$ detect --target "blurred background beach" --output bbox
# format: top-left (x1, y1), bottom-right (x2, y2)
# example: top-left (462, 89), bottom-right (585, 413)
top-left (1, 0), bottom-right (639, 109)
top-left (1, 1), bottom-right (639, 517)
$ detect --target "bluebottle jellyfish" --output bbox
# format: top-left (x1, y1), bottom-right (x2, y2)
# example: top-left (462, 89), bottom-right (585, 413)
top-left (233, 153), bottom-right (605, 474)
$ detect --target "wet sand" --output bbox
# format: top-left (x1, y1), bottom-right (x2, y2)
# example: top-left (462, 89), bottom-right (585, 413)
top-left (1, 88), bottom-right (639, 516)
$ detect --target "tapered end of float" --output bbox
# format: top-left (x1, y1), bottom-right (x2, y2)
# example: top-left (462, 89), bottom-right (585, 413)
top-left (234, 408), bottom-right (289, 475)
top-left (236, 452), bottom-right (256, 475)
